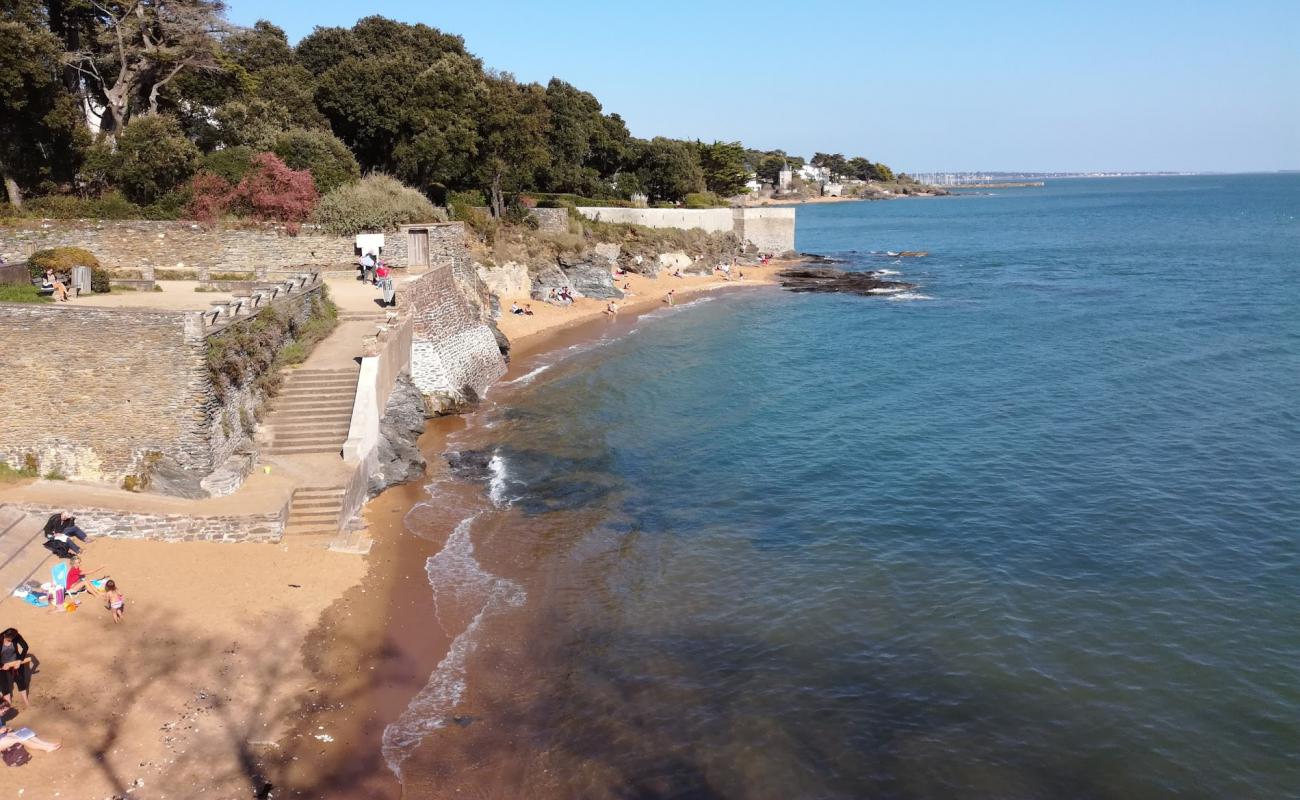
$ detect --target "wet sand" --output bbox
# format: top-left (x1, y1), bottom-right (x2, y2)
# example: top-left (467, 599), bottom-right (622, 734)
top-left (282, 264), bottom-right (796, 798)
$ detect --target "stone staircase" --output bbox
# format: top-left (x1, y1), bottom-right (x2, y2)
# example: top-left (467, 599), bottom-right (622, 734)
top-left (263, 368), bottom-right (360, 456)
top-left (0, 506), bottom-right (52, 600)
top-left (282, 487), bottom-right (372, 554)
top-left (337, 310), bottom-right (387, 324)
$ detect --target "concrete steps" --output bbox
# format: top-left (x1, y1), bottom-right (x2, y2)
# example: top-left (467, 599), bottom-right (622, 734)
top-left (0, 506), bottom-right (53, 602)
top-left (263, 368), bottom-right (359, 455)
top-left (281, 488), bottom-right (372, 554)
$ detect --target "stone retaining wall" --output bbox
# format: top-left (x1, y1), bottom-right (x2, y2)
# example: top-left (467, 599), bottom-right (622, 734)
top-left (0, 219), bottom-right (419, 276)
top-left (6, 502), bottom-right (286, 543)
top-left (0, 280), bottom-right (323, 490)
top-left (575, 207), bottom-right (797, 253)
top-left (408, 264), bottom-right (507, 413)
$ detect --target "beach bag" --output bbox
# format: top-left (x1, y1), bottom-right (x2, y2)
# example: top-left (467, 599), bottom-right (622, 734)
top-left (2, 743), bottom-right (30, 767)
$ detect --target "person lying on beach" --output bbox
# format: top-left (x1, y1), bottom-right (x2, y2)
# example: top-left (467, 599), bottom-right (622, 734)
top-left (0, 725), bottom-right (62, 753)
top-left (510, 302), bottom-right (525, 315)
top-left (103, 580), bottom-right (125, 623)
top-left (671, 269), bottom-right (684, 278)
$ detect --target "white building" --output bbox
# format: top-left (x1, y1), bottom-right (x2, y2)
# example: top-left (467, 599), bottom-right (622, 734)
top-left (778, 165), bottom-right (793, 190)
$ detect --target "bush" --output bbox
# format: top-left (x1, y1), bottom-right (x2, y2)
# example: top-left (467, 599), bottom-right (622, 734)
top-left (23, 192), bottom-right (145, 220)
top-left (271, 129), bottom-right (361, 194)
top-left (186, 153), bottom-right (317, 229)
top-left (684, 191), bottom-right (727, 208)
top-left (200, 147), bottom-right (257, 183)
top-left (29, 247), bottom-right (111, 293)
top-left (108, 115), bottom-right (201, 204)
top-left (312, 174), bottom-right (443, 236)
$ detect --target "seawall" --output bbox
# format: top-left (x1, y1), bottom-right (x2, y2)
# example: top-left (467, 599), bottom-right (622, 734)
top-left (575, 207), bottom-right (796, 254)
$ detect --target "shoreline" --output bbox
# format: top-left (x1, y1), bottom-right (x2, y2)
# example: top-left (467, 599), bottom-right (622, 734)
top-left (276, 259), bottom-right (802, 796)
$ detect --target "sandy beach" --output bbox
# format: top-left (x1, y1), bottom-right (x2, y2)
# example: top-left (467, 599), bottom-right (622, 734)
top-left (0, 258), bottom-right (796, 799)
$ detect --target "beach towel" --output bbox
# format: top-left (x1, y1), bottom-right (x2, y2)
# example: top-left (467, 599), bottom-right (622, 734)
top-left (50, 562), bottom-right (69, 589)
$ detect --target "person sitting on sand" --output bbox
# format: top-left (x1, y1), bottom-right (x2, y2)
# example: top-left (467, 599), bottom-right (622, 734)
top-left (0, 629), bottom-right (34, 709)
top-left (559, 287), bottom-right (575, 303)
top-left (0, 725), bottom-right (62, 753)
top-left (671, 269), bottom-right (684, 279)
top-left (604, 301), bottom-right (619, 316)
top-left (621, 281), bottom-right (635, 297)
top-left (103, 580), bottom-right (125, 623)
top-left (510, 302), bottom-right (525, 315)
top-left (42, 512), bottom-right (87, 558)
top-left (524, 304), bottom-right (534, 316)
top-left (664, 289), bottom-right (676, 306)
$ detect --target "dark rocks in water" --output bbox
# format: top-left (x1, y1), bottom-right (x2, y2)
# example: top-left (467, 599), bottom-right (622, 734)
top-left (368, 375), bottom-right (428, 496)
top-left (777, 267), bottom-right (917, 296)
top-left (799, 253), bottom-right (847, 265)
top-left (446, 449), bottom-right (493, 482)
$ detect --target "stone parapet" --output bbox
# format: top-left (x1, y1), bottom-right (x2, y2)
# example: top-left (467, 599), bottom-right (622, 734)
top-left (5, 501), bottom-right (286, 543)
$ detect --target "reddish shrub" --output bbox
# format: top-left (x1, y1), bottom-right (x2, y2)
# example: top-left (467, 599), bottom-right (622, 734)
top-left (231, 153), bottom-right (318, 228)
top-left (186, 172), bottom-right (235, 224)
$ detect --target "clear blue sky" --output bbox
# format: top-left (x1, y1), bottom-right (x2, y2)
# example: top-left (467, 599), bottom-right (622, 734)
top-left (225, 0), bottom-right (1299, 173)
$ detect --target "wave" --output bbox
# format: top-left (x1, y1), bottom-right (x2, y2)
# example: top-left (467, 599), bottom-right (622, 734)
top-left (874, 269), bottom-right (902, 276)
top-left (487, 450), bottom-right (510, 507)
top-left (888, 292), bottom-right (934, 302)
top-left (502, 364), bottom-right (552, 387)
top-left (640, 295), bottom-right (717, 321)
top-left (381, 515), bottom-right (526, 780)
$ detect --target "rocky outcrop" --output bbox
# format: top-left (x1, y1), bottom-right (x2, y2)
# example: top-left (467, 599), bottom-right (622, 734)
top-left (530, 259), bottom-right (623, 302)
top-left (777, 267), bottom-right (917, 296)
top-left (368, 375), bottom-right (428, 495)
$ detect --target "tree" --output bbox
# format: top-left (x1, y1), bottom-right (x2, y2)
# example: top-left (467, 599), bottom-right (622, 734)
top-left (634, 137), bottom-right (703, 203)
top-left (0, 21), bottom-right (87, 204)
top-left (698, 140), bottom-right (748, 196)
top-left (66, 0), bottom-right (228, 140)
top-left (474, 73), bottom-right (550, 217)
top-left (811, 152), bottom-right (849, 180)
top-left (228, 152), bottom-right (316, 227)
top-left (95, 112), bottom-right (198, 203)
top-left (271, 128), bottom-right (360, 193)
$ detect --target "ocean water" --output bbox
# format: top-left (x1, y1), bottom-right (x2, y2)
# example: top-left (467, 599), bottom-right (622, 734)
top-left (392, 175), bottom-right (1300, 798)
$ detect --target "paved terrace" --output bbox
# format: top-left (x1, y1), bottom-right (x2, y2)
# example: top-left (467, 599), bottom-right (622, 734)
top-left (0, 273), bottom-right (416, 604)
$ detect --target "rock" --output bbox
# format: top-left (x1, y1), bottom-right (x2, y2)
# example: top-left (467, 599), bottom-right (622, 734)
top-left (445, 449), bottom-right (492, 481)
top-left (592, 243), bottom-right (621, 264)
top-left (148, 455), bottom-right (209, 499)
top-left (560, 261), bottom-right (623, 300)
top-left (657, 251), bottom-right (692, 274)
top-left (529, 264), bottom-right (568, 303)
top-left (368, 376), bottom-right (428, 496)
top-left (776, 267), bottom-right (917, 296)
top-left (476, 260), bottom-right (530, 298)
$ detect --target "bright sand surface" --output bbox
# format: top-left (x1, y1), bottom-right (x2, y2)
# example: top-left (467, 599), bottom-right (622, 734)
top-left (0, 536), bottom-right (366, 799)
top-left (495, 260), bottom-right (788, 353)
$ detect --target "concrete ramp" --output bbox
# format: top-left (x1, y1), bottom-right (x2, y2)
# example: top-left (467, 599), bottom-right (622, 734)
top-left (0, 506), bottom-right (52, 604)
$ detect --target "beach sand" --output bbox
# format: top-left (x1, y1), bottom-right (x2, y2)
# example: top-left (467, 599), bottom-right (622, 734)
top-left (4, 257), bottom-right (796, 799)
top-left (0, 537), bottom-right (365, 799)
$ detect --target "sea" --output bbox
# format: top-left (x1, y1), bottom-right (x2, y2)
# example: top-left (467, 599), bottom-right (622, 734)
top-left (386, 174), bottom-right (1300, 799)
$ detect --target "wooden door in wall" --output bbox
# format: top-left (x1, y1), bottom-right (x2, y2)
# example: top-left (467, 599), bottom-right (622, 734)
top-left (410, 229), bottom-right (430, 268)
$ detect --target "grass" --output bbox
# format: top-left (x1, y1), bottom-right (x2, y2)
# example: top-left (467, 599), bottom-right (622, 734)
top-left (0, 462), bottom-right (38, 483)
top-left (0, 284), bottom-right (52, 303)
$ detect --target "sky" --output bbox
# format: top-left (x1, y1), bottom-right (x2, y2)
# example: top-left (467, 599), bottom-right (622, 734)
top-left (224, 0), bottom-right (1299, 174)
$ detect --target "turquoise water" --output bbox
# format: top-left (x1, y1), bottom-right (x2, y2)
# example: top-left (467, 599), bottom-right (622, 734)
top-left (405, 175), bottom-right (1300, 798)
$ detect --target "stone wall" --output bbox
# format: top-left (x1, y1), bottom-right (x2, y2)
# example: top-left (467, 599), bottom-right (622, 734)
top-left (407, 264), bottom-right (507, 413)
top-left (732, 208), bottom-right (798, 254)
top-left (0, 281), bottom-right (323, 489)
top-left (5, 501), bottom-right (286, 543)
top-left (0, 219), bottom-right (425, 276)
top-left (574, 206), bottom-right (797, 253)
top-left (528, 208), bottom-right (570, 233)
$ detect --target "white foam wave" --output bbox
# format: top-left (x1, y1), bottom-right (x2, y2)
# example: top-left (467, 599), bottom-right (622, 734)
top-left (640, 295), bottom-right (716, 321)
top-left (888, 291), bottom-right (934, 301)
top-left (874, 269), bottom-right (902, 276)
top-left (381, 515), bottom-right (526, 780)
top-left (869, 286), bottom-right (908, 294)
top-left (487, 450), bottom-right (509, 507)
top-left (502, 364), bottom-right (551, 387)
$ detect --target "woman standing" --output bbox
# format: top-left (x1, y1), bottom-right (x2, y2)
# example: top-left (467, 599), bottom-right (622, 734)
top-left (0, 629), bottom-right (33, 709)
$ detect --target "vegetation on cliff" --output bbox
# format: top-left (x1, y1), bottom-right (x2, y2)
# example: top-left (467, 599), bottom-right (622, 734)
top-left (0, 9), bottom-right (899, 220)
